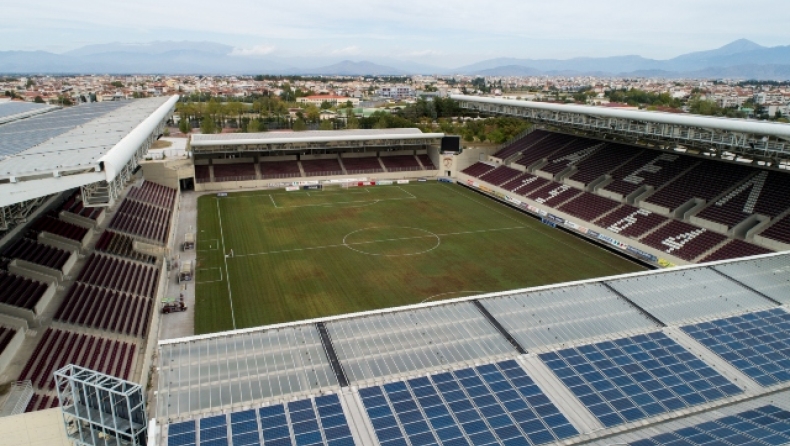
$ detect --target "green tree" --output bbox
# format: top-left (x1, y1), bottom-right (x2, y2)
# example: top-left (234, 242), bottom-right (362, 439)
top-left (200, 115), bottom-right (217, 134)
top-left (319, 120), bottom-right (334, 130)
top-left (33, 96), bottom-right (45, 103)
top-left (320, 101), bottom-right (333, 110)
top-left (247, 119), bottom-right (260, 133)
top-left (26, 78), bottom-right (35, 88)
top-left (179, 117), bottom-right (191, 134)
top-left (293, 118), bottom-right (308, 131)
top-left (345, 107), bottom-right (359, 129)
top-left (110, 81), bottom-right (124, 88)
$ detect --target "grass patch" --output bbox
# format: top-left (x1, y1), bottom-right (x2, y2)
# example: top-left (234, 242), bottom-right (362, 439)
top-left (194, 182), bottom-right (644, 334)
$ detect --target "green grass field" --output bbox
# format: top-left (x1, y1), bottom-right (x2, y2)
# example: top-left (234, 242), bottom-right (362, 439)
top-left (194, 182), bottom-right (644, 334)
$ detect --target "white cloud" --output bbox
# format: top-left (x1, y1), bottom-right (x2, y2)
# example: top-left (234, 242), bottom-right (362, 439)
top-left (230, 44), bottom-right (276, 56)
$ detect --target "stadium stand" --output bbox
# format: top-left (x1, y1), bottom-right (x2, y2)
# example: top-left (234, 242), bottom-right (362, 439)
top-left (127, 181), bottom-right (178, 210)
top-left (645, 160), bottom-right (754, 212)
top-left (596, 205), bottom-right (670, 238)
top-left (18, 328), bottom-right (136, 391)
top-left (109, 199), bottom-right (171, 244)
top-left (417, 153), bottom-right (436, 169)
top-left (60, 192), bottom-right (104, 221)
top-left (601, 151), bottom-right (696, 198)
top-left (380, 155), bottom-right (422, 172)
top-left (760, 213), bottom-right (790, 245)
top-left (696, 170), bottom-right (790, 229)
top-left (194, 165), bottom-right (211, 183)
top-left (640, 220), bottom-right (728, 261)
top-left (341, 156), bottom-right (384, 173)
top-left (491, 129), bottom-right (550, 160)
top-left (76, 253), bottom-right (159, 298)
top-left (513, 133), bottom-right (576, 169)
top-left (260, 159), bottom-right (302, 179)
top-left (211, 162), bottom-right (256, 182)
top-left (301, 158), bottom-right (343, 176)
top-left (566, 143), bottom-right (643, 186)
top-left (0, 325), bottom-right (18, 356)
top-left (461, 162), bottom-right (496, 177)
top-left (54, 282), bottom-right (152, 337)
top-left (526, 183), bottom-right (582, 206)
top-left (557, 192), bottom-right (622, 221)
top-left (95, 230), bottom-right (156, 264)
top-left (535, 137), bottom-right (603, 176)
top-left (1, 238), bottom-right (70, 271)
top-left (699, 239), bottom-right (773, 262)
top-left (0, 271), bottom-right (48, 311)
top-left (29, 216), bottom-right (88, 242)
top-left (512, 175), bottom-right (552, 196)
top-left (478, 165), bottom-right (525, 186)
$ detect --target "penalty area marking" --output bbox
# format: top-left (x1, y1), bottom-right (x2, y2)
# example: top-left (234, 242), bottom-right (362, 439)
top-left (197, 239), bottom-right (219, 251)
top-left (342, 227), bottom-right (440, 257)
top-left (196, 267), bottom-right (223, 283)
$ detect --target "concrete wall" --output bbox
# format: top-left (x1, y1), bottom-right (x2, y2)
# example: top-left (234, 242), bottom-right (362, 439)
top-left (0, 326), bottom-right (25, 375)
top-left (0, 407), bottom-right (71, 446)
top-left (58, 210), bottom-right (97, 230)
top-left (139, 160), bottom-right (184, 190)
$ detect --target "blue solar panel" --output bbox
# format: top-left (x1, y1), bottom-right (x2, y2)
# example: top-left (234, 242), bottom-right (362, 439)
top-left (359, 360), bottom-right (578, 446)
top-left (167, 394), bottom-right (356, 446)
top-left (539, 332), bottom-right (742, 428)
top-left (683, 308), bottom-right (790, 387)
top-left (629, 404), bottom-right (790, 445)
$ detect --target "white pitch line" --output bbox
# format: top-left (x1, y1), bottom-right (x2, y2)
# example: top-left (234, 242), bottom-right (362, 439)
top-left (232, 226), bottom-right (525, 258)
top-left (216, 199), bottom-right (237, 329)
top-left (396, 185), bottom-right (417, 199)
top-left (269, 194), bottom-right (278, 208)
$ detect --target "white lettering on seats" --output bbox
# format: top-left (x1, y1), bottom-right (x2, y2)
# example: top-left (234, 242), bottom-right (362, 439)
top-left (607, 209), bottom-right (653, 234)
top-left (535, 185), bottom-right (572, 204)
top-left (623, 154), bottom-right (679, 185)
top-left (661, 228), bottom-right (706, 253)
top-left (713, 171), bottom-right (768, 214)
top-left (551, 145), bottom-right (600, 166)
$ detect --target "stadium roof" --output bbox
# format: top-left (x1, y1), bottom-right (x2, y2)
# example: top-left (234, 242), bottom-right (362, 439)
top-left (0, 101), bottom-right (57, 125)
top-left (0, 96), bottom-right (177, 207)
top-left (156, 252), bottom-right (790, 446)
top-left (452, 94), bottom-right (790, 164)
top-left (190, 129), bottom-right (445, 153)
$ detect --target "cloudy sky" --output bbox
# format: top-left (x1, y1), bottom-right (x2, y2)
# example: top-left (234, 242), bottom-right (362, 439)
top-left (3, 0), bottom-right (789, 66)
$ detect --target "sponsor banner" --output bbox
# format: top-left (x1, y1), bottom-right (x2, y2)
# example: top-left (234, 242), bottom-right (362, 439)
top-left (285, 186), bottom-right (299, 192)
top-left (418, 178), bottom-right (428, 182)
top-left (302, 185), bottom-right (322, 190)
top-left (537, 209), bottom-right (548, 216)
top-left (505, 196), bottom-right (521, 206)
top-left (377, 180), bottom-right (394, 186)
top-left (293, 180), bottom-right (320, 186)
top-left (216, 192), bottom-right (228, 197)
top-left (587, 230), bottom-right (600, 239)
top-left (577, 226), bottom-right (589, 235)
top-left (438, 177), bottom-right (454, 183)
top-left (541, 218), bottom-right (557, 228)
top-left (357, 181), bottom-right (375, 186)
top-left (479, 185), bottom-right (492, 193)
top-left (626, 246), bottom-right (659, 262)
top-left (519, 203), bottom-right (529, 211)
top-left (397, 180), bottom-right (410, 184)
top-left (658, 258), bottom-right (676, 268)
top-left (494, 192), bottom-right (506, 199)
top-left (526, 205), bottom-right (539, 213)
top-left (597, 233), bottom-right (628, 249)
top-left (323, 177), bottom-right (367, 184)
top-left (564, 221), bottom-right (579, 230)
top-left (547, 214), bottom-right (565, 224)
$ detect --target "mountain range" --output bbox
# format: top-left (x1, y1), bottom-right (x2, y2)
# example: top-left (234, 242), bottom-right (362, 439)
top-left (1, 39), bottom-right (789, 79)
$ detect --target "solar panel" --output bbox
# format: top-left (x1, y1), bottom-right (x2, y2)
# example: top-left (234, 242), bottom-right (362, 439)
top-left (629, 404), bottom-right (790, 445)
top-left (713, 256), bottom-right (790, 304)
top-left (358, 360), bottom-right (578, 446)
top-left (166, 394), bottom-right (356, 446)
top-left (539, 332), bottom-right (742, 428)
top-left (682, 308), bottom-right (790, 387)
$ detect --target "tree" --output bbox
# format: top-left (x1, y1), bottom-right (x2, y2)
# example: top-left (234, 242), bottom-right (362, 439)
top-left (345, 107), bottom-right (359, 129)
top-left (110, 81), bottom-right (124, 88)
top-left (33, 96), bottom-right (45, 103)
top-left (320, 101), bottom-right (333, 110)
top-left (247, 119), bottom-right (261, 133)
top-left (319, 120), bottom-right (334, 130)
top-left (304, 104), bottom-right (321, 122)
top-left (293, 118), bottom-right (308, 131)
top-left (179, 117), bottom-right (191, 134)
top-left (26, 78), bottom-right (35, 88)
top-left (200, 115), bottom-right (217, 134)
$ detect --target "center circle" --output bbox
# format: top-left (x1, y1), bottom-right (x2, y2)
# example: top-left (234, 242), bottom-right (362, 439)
top-left (342, 227), bottom-right (441, 257)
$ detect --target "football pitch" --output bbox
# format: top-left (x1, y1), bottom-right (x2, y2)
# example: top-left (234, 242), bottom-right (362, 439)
top-left (194, 182), bottom-right (644, 334)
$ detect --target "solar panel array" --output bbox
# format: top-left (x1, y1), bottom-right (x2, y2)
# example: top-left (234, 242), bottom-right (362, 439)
top-left (539, 332), bottom-right (742, 428)
top-left (480, 283), bottom-right (659, 351)
top-left (0, 101), bottom-right (53, 121)
top-left (0, 101), bottom-right (127, 159)
top-left (682, 308), bottom-right (790, 387)
top-left (629, 404), bottom-right (790, 446)
top-left (359, 360), bottom-right (577, 446)
top-left (167, 394), bottom-right (355, 446)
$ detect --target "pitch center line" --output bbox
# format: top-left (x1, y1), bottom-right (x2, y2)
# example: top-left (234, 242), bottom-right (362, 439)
top-left (232, 226), bottom-right (525, 258)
